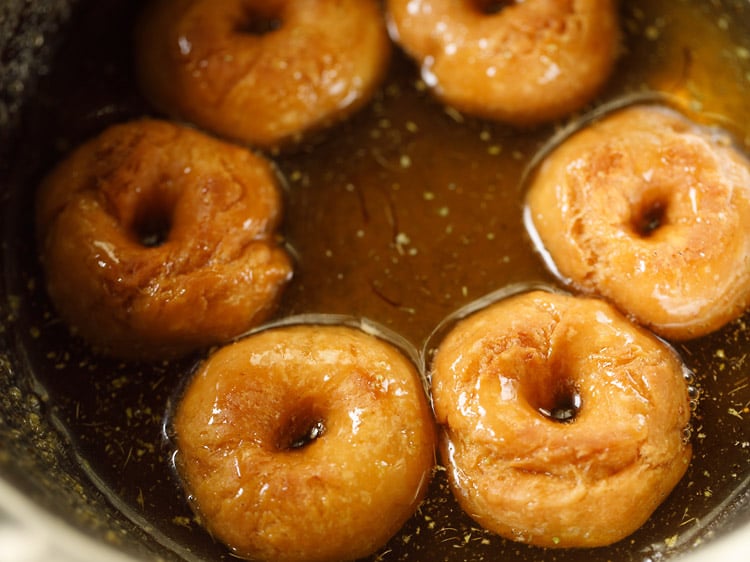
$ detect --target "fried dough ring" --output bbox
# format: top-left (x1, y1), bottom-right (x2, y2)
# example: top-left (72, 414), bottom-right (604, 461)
top-left (386, 0), bottom-right (620, 126)
top-left (36, 119), bottom-right (292, 360)
top-left (173, 323), bottom-right (436, 562)
top-left (135, 0), bottom-right (392, 149)
top-left (430, 290), bottom-right (692, 548)
top-left (525, 104), bottom-right (750, 340)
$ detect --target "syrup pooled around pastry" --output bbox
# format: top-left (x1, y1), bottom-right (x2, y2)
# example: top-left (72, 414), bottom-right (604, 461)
top-left (19, 1), bottom-right (750, 562)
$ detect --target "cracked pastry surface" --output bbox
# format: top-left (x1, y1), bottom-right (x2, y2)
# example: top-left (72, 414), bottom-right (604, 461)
top-left (430, 290), bottom-right (692, 548)
top-left (36, 118), bottom-right (292, 360)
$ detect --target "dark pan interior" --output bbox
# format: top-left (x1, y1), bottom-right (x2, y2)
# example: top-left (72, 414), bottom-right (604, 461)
top-left (1, 1), bottom-right (749, 561)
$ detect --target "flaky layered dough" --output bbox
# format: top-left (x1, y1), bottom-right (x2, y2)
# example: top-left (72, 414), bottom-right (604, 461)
top-left (135, 0), bottom-right (391, 150)
top-left (386, 0), bottom-right (620, 126)
top-left (36, 119), bottom-right (292, 360)
top-left (526, 104), bottom-right (750, 340)
top-left (431, 290), bottom-right (692, 548)
top-left (174, 324), bottom-right (436, 562)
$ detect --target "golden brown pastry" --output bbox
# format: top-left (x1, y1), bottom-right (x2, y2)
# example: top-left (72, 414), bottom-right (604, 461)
top-left (173, 323), bottom-right (436, 562)
top-left (386, 0), bottom-right (620, 126)
top-left (430, 290), bottom-right (693, 548)
top-left (525, 104), bottom-right (750, 340)
top-left (36, 119), bottom-right (292, 360)
top-left (135, 0), bottom-right (392, 150)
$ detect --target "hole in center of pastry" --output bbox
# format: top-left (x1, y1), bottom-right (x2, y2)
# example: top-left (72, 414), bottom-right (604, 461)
top-left (236, 9), bottom-right (282, 36)
top-left (473, 0), bottom-right (517, 15)
top-left (536, 379), bottom-right (582, 424)
top-left (632, 197), bottom-right (668, 238)
top-left (277, 408), bottom-right (326, 451)
top-left (133, 208), bottom-right (171, 248)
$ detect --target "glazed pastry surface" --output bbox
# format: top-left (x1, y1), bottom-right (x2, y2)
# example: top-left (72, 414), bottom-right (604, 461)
top-left (135, 0), bottom-right (392, 149)
top-left (431, 290), bottom-right (693, 548)
top-left (526, 104), bottom-right (750, 339)
top-left (36, 119), bottom-right (292, 360)
top-left (174, 324), bottom-right (436, 562)
top-left (386, 0), bottom-right (620, 126)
